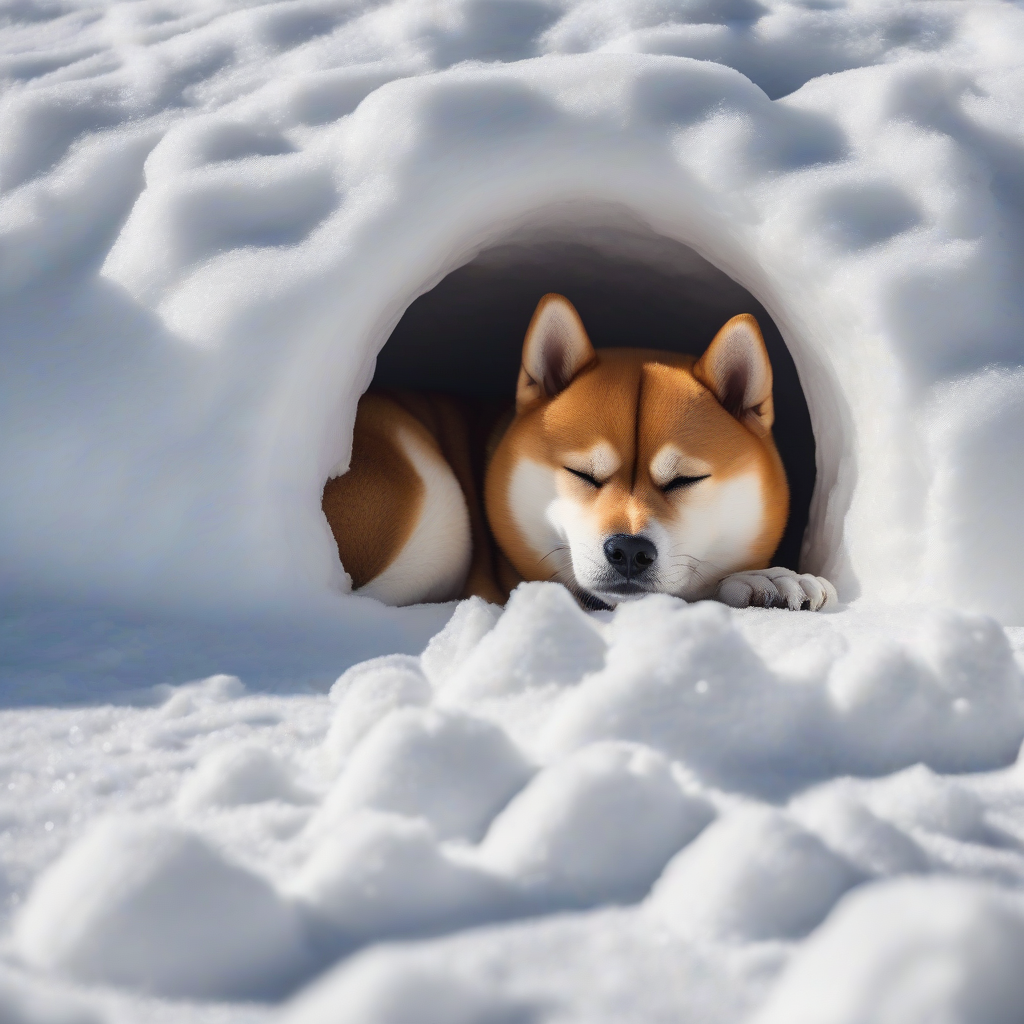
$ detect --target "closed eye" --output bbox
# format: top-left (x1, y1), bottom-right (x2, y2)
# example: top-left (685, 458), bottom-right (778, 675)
top-left (565, 467), bottom-right (602, 488)
top-left (662, 474), bottom-right (711, 493)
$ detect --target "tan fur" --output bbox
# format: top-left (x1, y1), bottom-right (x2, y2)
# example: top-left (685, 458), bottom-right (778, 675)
top-left (324, 295), bottom-right (832, 611)
top-left (486, 298), bottom-right (791, 606)
top-left (322, 394), bottom-right (426, 589)
top-left (322, 392), bottom-right (505, 603)
top-left (487, 350), bottom-right (788, 587)
top-left (383, 392), bottom-right (504, 604)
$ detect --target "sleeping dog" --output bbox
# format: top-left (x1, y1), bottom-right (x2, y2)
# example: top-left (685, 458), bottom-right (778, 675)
top-left (322, 294), bottom-right (836, 611)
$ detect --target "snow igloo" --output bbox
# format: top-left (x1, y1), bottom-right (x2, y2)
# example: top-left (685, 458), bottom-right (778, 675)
top-left (6, 52), bottom-right (1024, 648)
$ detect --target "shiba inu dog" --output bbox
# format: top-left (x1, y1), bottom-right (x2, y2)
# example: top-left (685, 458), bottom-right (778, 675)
top-left (323, 294), bottom-right (837, 612)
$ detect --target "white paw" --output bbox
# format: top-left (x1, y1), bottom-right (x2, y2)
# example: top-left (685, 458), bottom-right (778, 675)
top-left (715, 567), bottom-right (838, 611)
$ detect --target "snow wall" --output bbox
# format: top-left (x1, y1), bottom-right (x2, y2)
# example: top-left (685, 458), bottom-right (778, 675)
top-left (5, 40), bottom-right (1024, 636)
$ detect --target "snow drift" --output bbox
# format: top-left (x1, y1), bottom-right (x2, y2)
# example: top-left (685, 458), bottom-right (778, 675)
top-left (6, 586), bottom-right (1024, 1023)
top-left (4, 0), bottom-right (1024, 638)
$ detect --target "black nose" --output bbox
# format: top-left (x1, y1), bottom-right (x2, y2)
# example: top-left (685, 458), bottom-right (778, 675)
top-left (603, 534), bottom-right (657, 579)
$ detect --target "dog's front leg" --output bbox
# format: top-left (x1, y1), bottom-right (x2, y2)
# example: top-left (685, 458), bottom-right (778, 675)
top-left (715, 567), bottom-right (838, 611)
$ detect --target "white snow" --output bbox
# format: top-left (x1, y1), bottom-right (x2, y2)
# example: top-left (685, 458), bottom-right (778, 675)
top-left (751, 877), bottom-right (1024, 1024)
top-left (650, 804), bottom-right (863, 941)
top-left (312, 706), bottom-right (534, 841)
top-left (476, 741), bottom-right (714, 905)
top-left (5, 0), bottom-right (1024, 1021)
top-left (286, 810), bottom-right (510, 944)
top-left (2, 587), bottom-right (1024, 1021)
top-left (14, 818), bottom-right (309, 1000)
top-left (176, 743), bottom-right (313, 812)
top-left (5, 0), bottom-right (1024, 638)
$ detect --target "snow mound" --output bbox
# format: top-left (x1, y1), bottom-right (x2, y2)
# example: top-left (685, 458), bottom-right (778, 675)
top-left (313, 707), bottom-right (533, 841)
top-left (282, 951), bottom-right (531, 1024)
top-left (436, 583), bottom-right (606, 701)
top-left (447, 588), bottom-right (1024, 794)
top-left (176, 743), bottom-right (312, 812)
top-left (477, 740), bottom-right (714, 906)
top-left (787, 784), bottom-right (931, 878)
top-left (13, 818), bottom-right (308, 999)
top-left (752, 877), bottom-right (1024, 1024)
top-left (6, 0), bottom-right (1024, 636)
top-left (323, 655), bottom-right (432, 771)
top-left (288, 811), bottom-right (509, 945)
top-left (651, 805), bottom-right (862, 941)
top-left (421, 598), bottom-right (502, 688)
top-left (3, 591), bottom-right (1024, 1020)
top-left (157, 673), bottom-right (246, 718)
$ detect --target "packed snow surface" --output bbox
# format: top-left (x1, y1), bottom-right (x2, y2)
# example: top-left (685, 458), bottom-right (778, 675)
top-left (5, 0), bottom-right (1024, 1021)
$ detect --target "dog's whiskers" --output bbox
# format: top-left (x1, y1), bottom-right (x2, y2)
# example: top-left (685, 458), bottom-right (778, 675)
top-left (538, 545), bottom-right (569, 566)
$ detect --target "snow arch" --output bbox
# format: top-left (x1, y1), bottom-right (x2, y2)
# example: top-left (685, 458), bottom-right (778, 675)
top-left (8, 51), bottom-right (1024, 631)
top-left (268, 58), bottom-right (1024, 626)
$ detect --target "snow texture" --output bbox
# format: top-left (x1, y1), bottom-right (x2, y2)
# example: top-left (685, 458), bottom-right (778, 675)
top-left (5, 0), bottom-right (1024, 654)
top-left (2, 586), bottom-right (1024, 1021)
top-left (5, 0), bottom-right (1024, 1021)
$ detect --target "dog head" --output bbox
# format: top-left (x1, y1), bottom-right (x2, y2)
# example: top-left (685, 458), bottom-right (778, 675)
top-left (484, 294), bottom-right (789, 607)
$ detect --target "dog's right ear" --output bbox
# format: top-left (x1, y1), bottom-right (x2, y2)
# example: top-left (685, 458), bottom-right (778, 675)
top-left (517, 294), bottom-right (596, 412)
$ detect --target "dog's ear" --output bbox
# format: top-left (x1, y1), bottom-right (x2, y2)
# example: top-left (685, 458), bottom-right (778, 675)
top-left (693, 314), bottom-right (774, 431)
top-left (517, 294), bottom-right (596, 412)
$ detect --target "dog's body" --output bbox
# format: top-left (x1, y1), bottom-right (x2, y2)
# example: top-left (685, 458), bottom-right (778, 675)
top-left (323, 295), bottom-right (836, 611)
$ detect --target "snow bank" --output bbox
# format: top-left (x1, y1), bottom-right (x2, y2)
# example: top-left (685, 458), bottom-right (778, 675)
top-left (434, 585), bottom-right (1024, 794)
top-left (4, 0), bottom-right (1024, 638)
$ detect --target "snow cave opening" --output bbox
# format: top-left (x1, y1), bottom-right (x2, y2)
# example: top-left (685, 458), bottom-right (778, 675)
top-left (368, 224), bottom-right (817, 573)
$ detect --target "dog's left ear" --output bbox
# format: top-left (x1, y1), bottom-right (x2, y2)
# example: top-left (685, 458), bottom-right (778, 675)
top-left (517, 294), bottom-right (596, 412)
top-left (693, 314), bottom-right (774, 431)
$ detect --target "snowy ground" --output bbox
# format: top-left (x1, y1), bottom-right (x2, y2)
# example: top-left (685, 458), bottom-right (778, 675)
top-left (5, 589), bottom-right (1024, 1023)
top-left (5, 0), bottom-right (1024, 1021)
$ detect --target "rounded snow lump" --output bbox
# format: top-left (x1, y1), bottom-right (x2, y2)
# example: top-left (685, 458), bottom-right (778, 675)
top-left (788, 784), bottom-right (929, 878)
top-left (441, 581), bottom-right (606, 699)
top-left (323, 654), bottom-right (432, 771)
top-left (751, 877), bottom-right (1024, 1024)
top-left (478, 741), bottom-right (714, 905)
top-left (316, 707), bottom-right (533, 841)
top-left (282, 950), bottom-right (526, 1024)
top-left (159, 674), bottom-right (246, 718)
top-left (651, 805), bottom-right (862, 941)
top-left (177, 744), bottom-right (310, 812)
top-left (421, 596), bottom-right (501, 688)
top-left (288, 811), bottom-right (506, 941)
top-left (14, 818), bottom-right (307, 999)
top-left (862, 763), bottom-right (990, 841)
top-left (538, 598), bottom-right (786, 778)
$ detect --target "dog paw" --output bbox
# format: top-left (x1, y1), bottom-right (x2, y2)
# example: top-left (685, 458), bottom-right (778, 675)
top-left (715, 567), bottom-right (838, 611)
